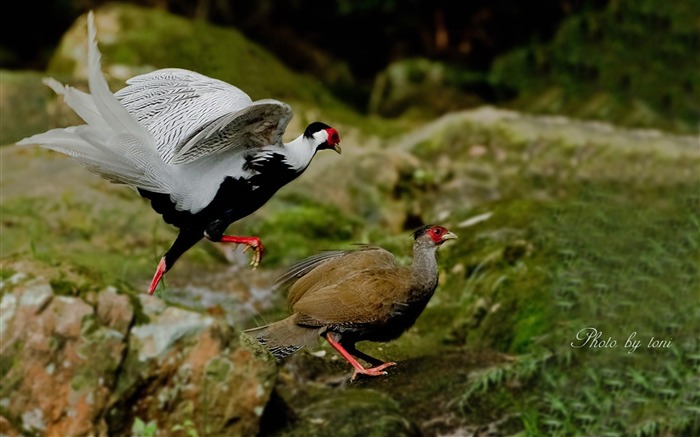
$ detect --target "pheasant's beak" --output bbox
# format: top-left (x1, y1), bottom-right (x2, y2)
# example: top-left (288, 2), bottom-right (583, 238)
top-left (332, 143), bottom-right (342, 154)
top-left (441, 232), bottom-right (458, 242)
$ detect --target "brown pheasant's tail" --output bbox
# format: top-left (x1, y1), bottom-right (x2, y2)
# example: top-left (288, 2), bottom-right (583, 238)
top-left (245, 317), bottom-right (320, 359)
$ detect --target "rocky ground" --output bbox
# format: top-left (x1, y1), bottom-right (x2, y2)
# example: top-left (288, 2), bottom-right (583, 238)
top-left (2, 5), bottom-right (699, 437)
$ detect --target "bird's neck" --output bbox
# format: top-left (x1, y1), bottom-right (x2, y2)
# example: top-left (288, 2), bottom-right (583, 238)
top-left (409, 243), bottom-right (440, 299)
top-left (281, 134), bottom-right (318, 172)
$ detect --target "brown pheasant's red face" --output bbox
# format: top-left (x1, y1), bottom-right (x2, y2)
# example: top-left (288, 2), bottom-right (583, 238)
top-left (426, 226), bottom-right (458, 244)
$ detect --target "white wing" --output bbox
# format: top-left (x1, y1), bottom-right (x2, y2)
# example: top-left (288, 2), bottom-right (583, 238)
top-left (115, 69), bottom-right (293, 165)
top-left (18, 12), bottom-right (295, 215)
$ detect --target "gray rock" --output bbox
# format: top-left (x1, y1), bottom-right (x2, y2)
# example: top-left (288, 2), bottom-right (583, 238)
top-left (96, 288), bottom-right (133, 335)
top-left (0, 262), bottom-right (277, 437)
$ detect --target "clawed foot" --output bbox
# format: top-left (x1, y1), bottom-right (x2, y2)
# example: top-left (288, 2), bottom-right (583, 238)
top-left (351, 362), bottom-right (396, 381)
top-left (241, 239), bottom-right (264, 268)
top-left (218, 235), bottom-right (264, 268)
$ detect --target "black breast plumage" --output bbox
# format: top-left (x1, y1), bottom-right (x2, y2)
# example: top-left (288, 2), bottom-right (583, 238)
top-left (138, 152), bottom-right (300, 232)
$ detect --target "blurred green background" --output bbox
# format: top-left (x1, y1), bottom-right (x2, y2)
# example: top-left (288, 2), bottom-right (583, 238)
top-left (2, 0), bottom-right (698, 136)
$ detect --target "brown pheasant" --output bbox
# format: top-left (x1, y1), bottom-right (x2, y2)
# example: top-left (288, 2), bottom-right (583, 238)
top-left (246, 225), bottom-right (457, 380)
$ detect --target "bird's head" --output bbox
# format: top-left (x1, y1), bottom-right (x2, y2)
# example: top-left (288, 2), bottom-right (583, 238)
top-left (304, 121), bottom-right (341, 154)
top-left (412, 225), bottom-right (458, 246)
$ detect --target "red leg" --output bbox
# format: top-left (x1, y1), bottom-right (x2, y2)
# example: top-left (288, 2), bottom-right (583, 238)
top-left (214, 235), bottom-right (265, 268)
top-left (148, 257), bottom-right (167, 295)
top-left (325, 333), bottom-right (396, 380)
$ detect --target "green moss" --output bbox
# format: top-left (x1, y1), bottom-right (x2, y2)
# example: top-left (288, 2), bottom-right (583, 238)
top-left (47, 5), bottom-right (342, 113)
top-left (127, 292), bottom-right (151, 326)
top-left (50, 276), bottom-right (92, 297)
top-left (0, 341), bottom-right (23, 383)
top-left (509, 296), bottom-right (550, 353)
top-left (448, 247), bottom-right (550, 352)
top-left (0, 268), bottom-right (16, 281)
top-left (71, 316), bottom-right (124, 392)
top-left (0, 70), bottom-right (54, 146)
top-left (204, 357), bottom-right (233, 383)
top-left (369, 58), bottom-right (487, 118)
top-left (453, 182), bottom-right (700, 434)
top-left (490, 0), bottom-right (699, 133)
top-left (0, 189), bottom-right (171, 288)
top-left (241, 199), bottom-right (363, 267)
top-left (282, 389), bottom-right (419, 437)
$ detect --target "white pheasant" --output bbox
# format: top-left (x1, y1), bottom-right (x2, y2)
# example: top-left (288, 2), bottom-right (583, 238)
top-left (19, 12), bottom-right (342, 294)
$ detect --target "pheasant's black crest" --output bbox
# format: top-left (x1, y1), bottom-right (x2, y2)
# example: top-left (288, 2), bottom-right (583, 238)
top-left (303, 121), bottom-right (331, 139)
top-left (411, 224), bottom-right (435, 240)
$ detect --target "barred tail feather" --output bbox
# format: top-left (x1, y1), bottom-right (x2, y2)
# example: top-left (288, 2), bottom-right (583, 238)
top-left (245, 317), bottom-right (320, 360)
top-left (42, 78), bottom-right (107, 131)
top-left (17, 11), bottom-right (172, 194)
top-left (85, 11), bottom-right (151, 141)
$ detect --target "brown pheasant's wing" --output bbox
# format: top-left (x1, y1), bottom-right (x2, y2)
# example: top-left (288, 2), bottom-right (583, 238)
top-left (292, 268), bottom-right (412, 326)
top-left (276, 245), bottom-right (393, 288)
top-left (281, 246), bottom-right (398, 309)
top-left (275, 250), bottom-right (350, 289)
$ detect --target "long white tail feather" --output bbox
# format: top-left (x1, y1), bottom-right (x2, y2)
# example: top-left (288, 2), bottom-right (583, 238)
top-left (22, 127), bottom-right (109, 161)
top-left (17, 11), bottom-right (174, 195)
top-left (85, 12), bottom-right (151, 141)
top-left (25, 127), bottom-right (164, 191)
top-left (42, 78), bottom-right (108, 131)
top-left (42, 77), bottom-right (66, 94)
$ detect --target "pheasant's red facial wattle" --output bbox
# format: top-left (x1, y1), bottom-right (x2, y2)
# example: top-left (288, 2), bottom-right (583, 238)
top-left (428, 226), bottom-right (448, 243)
top-left (325, 128), bottom-right (340, 145)
top-left (426, 226), bottom-right (458, 244)
top-left (322, 127), bottom-right (342, 154)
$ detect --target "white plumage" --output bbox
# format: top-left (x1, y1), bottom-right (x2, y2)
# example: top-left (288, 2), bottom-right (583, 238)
top-left (18, 11), bottom-right (342, 293)
top-left (19, 12), bottom-right (324, 214)
top-left (115, 69), bottom-right (293, 165)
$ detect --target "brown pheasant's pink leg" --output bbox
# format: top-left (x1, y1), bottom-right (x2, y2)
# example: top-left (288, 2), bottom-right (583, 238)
top-left (326, 332), bottom-right (396, 380)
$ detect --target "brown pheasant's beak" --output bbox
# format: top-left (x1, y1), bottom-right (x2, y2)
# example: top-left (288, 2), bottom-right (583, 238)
top-left (332, 143), bottom-right (342, 154)
top-left (441, 231), bottom-right (458, 243)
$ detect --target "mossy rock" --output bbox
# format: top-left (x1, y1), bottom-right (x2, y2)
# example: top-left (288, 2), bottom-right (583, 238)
top-left (47, 3), bottom-right (336, 106)
top-left (278, 389), bottom-right (419, 437)
top-left (490, 0), bottom-right (699, 133)
top-left (239, 198), bottom-right (364, 267)
top-left (369, 58), bottom-right (486, 118)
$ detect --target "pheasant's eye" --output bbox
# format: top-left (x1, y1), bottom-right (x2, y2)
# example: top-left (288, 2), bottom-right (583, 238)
top-left (433, 228), bottom-right (441, 235)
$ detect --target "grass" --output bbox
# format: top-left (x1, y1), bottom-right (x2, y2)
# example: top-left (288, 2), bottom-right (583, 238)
top-left (0, 194), bottom-right (166, 289)
top-left (435, 183), bottom-right (699, 434)
top-left (238, 196), bottom-right (365, 267)
top-left (432, 167), bottom-right (700, 434)
top-left (387, 107), bottom-right (700, 435)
